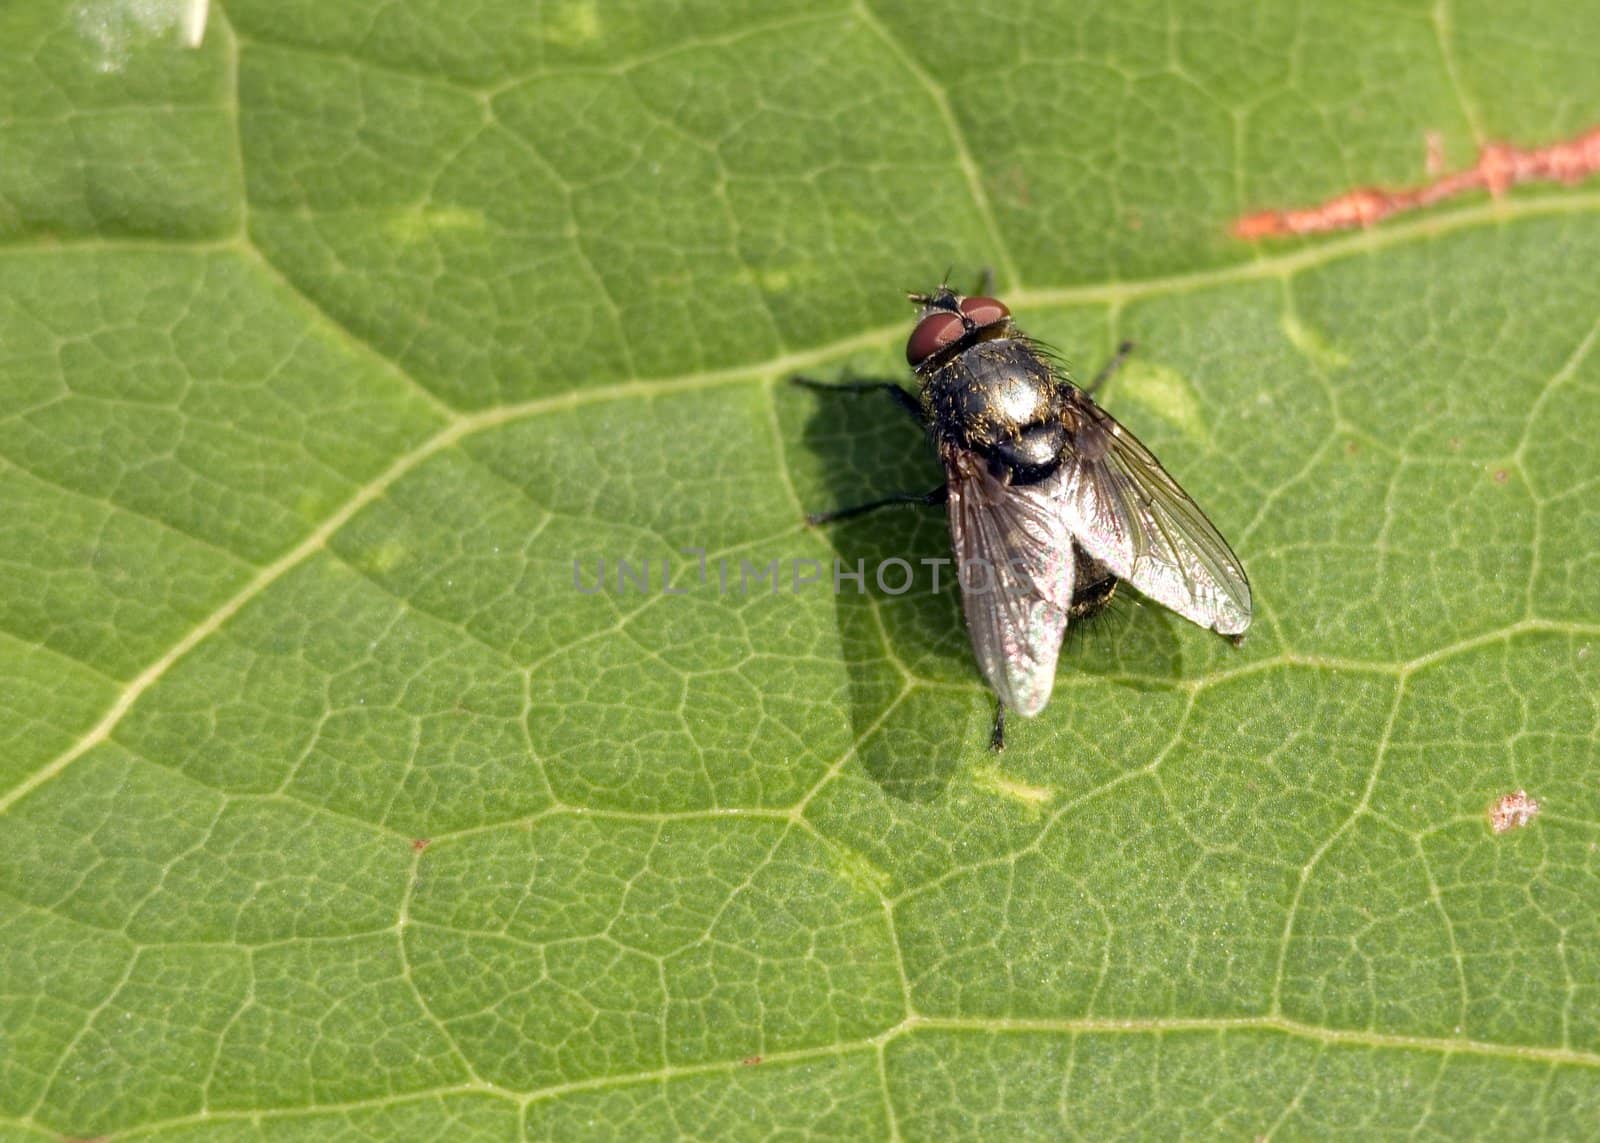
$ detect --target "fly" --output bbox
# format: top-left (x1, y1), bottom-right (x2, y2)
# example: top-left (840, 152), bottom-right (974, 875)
top-left (795, 282), bottom-right (1252, 751)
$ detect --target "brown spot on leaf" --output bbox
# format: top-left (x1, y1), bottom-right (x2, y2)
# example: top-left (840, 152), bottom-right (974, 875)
top-left (741, 1055), bottom-right (763, 1066)
top-left (1490, 789), bottom-right (1539, 834)
top-left (1232, 126), bottom-right (1600, 238)
top-left (1492, 469), bottom-right (1510, 484)
top-left (412, 838), bottom-right (431, 851)
top-left (992, 163), bottom-right (1031, 208)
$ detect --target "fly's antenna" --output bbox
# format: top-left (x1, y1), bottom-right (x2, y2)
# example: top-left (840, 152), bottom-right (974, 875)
top-left (909, 272), bottom-right (962, 309)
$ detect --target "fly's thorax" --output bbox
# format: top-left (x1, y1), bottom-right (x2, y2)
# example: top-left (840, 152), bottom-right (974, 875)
top-left (921, 336), bottom-right (1067, 483)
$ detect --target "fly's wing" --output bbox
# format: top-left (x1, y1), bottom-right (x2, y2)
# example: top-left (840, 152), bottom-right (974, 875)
top-left (945, 449), bottom-right (1075, 717)
top-left (1053, 392), bottom-right (1252, 635)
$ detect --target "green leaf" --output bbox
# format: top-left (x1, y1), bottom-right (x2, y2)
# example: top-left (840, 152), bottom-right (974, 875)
top-left (3, 0), bottom-right (1599, 1137)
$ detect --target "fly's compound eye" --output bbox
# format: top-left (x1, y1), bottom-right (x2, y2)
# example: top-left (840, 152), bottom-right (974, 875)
top-left (958, 295), bottom-right (1011, 327)
top-left (906, 311), bottom-right (965, 366)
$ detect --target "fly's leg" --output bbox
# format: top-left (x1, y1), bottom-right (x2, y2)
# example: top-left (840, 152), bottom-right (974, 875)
top-left (1083, 340), bottom-right (1136, 398)
top-left (972, 266), bottom-right (995, 297)
top-left (791, 376), bottom-right (925, 424)
top-left (989, 700), bottom-right (1007, 752)
top-left (791, 376), bottom-right (938, 522)
top-left (805, 484), bottom-right (947, 526)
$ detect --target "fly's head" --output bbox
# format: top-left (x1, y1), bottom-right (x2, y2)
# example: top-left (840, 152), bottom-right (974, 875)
top-left (904, 288), bottom-right (1014, 372)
